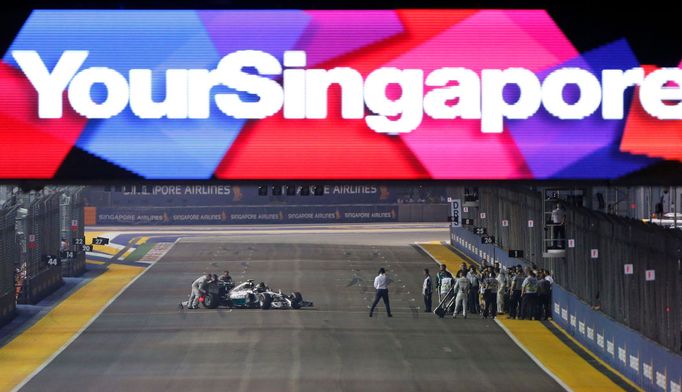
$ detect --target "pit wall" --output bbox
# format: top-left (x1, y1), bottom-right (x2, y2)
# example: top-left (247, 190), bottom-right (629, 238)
top-left (451, 227), bottom-right (681, 392)
top-left (0, 291), bottom-right (14, 327)
top-left (84, 204), bottom-right (449, 225)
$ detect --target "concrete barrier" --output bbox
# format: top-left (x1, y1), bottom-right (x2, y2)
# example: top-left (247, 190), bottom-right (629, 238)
top-left (0, 291), bottom-right (15, 327)
top-left (21, 267), bottom-right (62, 305)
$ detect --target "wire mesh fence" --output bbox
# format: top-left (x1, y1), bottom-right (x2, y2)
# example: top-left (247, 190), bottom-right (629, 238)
top-left (0, 205), bottom-right (17, 325)
top-left (20, 192), bottom-right (64, 304)
top-left (60, 187), bottom-right (86, 277)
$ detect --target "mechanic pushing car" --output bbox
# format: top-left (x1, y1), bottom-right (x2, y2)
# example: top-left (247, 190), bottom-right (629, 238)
top-left (219, 270), bottom-right (233, 285)
top-left (187, 273), bottom-right (211, 309)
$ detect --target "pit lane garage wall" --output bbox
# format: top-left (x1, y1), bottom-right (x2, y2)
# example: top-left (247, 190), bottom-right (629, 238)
top-left (87, 204), bottom-right (447, 225)
top-left (0, 206), bottom-right (17, 327)
top-left (451, 227), bottom-right (682, 392)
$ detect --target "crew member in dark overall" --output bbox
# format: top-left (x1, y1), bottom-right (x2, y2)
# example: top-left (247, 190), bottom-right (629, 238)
top-left (508, 266), bottom-right (524, 319)
top-left (435, 264), bottom-right (453, 302)
top-left (482, 271), bottom-right (498, 319)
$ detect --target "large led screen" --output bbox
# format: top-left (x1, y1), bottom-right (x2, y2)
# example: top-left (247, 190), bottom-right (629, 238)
top-left (1, 10), bottom-right (681, 180)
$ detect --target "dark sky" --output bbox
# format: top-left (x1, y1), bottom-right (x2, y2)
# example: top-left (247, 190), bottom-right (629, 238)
top-left (2, 1), bottom-right (678, 66)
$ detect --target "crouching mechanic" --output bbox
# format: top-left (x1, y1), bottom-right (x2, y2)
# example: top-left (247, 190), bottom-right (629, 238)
top-left (188, 273), bottom-right (211, 309)
top-left (452, 271), bottom-right (470, 319)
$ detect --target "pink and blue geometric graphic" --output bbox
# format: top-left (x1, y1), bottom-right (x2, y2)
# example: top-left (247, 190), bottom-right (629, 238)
top-left (0, 9), bottom-right (678, 179)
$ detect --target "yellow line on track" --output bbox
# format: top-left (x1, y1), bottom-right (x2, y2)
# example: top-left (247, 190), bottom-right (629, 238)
top-left (121, 248), bottom-right (135, 260)
top-left (135, 236), bottom-right (149, 246)
top-left (418, 242), bottom-right (471, 273)
top-left (0, 264), bottom-right (143, 392)
top-left (497, 318), bottom-right (637, 392)
top-left (547, 320), bottom-right (642, 391)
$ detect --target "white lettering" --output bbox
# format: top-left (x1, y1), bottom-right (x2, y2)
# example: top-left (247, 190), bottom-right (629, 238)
top-left (542, 68), bottom-right (601, 119)
top-left (129, 69), bottom-right (189, 119)
top-left (640, 68), bottom-right (682, 120)
top-left (602, 68), bottom-right (644, 119)
top-left (68, 67), bottom-right (129, 118)
top-left (13, 49), bottom-right (682, 133)
top-left (481, 68), bottom-right (542, 133)
top-left (213, 50), bottom-right (283, 119)
top-left (12, 50), bottom-right (88, 118)
top-left (424, 67), bottom-right (481, 119)
top-left (283, 51), bottom-right (306, 119)
top-left (306, 68), bottom-right (364, 119)
top-left (365, 68), bottom-right (424, 134)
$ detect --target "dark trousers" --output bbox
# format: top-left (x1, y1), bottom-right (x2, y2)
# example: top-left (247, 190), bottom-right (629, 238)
top-left (538, 293), bottom-right (551, 320)
top-left (468, 286), bottom-right (480, 314)
top-left (483, 291), bottom-right (497, 318)
top-left (553, 225), bottom-right (566, 248)
top-left (370, 289), bottom-right (392, 316)
top-left (502, 292), bottom-right (511, 313)
top-left (424, 292), bottom-right (432, 312)
top-left (520, 293), bottom-right (538, 320)
top-left (509, 290), bottom-right (522, 318)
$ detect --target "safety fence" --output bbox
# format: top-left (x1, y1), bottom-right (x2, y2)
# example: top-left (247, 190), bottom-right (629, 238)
top-left (22, 193), bottom-right (63, 304)
top-left (448, 186), bottom-right (681, 354)
top-left (60, 187), bottom-right (86, 277)
top-left (451, 227), bottom-right (681, 392)
top-left (0, 206), bottom-right (17, 326)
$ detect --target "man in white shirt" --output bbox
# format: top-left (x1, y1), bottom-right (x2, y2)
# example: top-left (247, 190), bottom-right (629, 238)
top-left (60, 238), bottom-right (69, 252)
top-left (544, 270), bottom-right (554, 284)
top-left (188, 273), bottom-right (210, 309)
top-left (452, 271), bottom-right (470, 319)
top-left (496, 267), bottom-right (508, 315)
top-left (422, 268), bottom-right (433, 313)
top-left (551, 203), bottom-right (566, 248)
top-left (369, 268), bottom-right (392, 318)
top-left (520, 270), bottom-right (538, 320)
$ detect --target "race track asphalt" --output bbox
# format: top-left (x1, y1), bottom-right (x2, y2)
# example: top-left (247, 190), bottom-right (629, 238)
top-left (20, 228), bottom-right (563, 392)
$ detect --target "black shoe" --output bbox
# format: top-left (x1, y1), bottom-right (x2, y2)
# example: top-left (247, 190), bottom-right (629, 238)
top-left (388, 314), bottom-right (393, 317)
top-left (369, 313), bottom-right (373, 317)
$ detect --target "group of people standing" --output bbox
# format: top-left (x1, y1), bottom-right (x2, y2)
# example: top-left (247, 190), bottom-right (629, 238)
top-left (369, 260), bottom-right (553, 320)
top-left (420, 262), bottom-right (553, 320)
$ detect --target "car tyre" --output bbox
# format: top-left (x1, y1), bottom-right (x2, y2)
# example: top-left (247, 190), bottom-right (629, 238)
top-left (203, 293), bottom-right (218, 309)
top-left (291, 292), bottom-right (303, 309)
top-left (260, 293), bottom-right (273, 310)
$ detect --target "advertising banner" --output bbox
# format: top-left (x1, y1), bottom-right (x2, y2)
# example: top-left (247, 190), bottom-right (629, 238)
top-left (82, 184), bottom-right (446, 206)
top-left (93, 205), bottom-right (399, 225)
top-left (1, 10), bottom-right (680, 180)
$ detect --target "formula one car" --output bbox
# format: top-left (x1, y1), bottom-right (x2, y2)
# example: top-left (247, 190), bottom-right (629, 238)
top-left (199, 279), bottom-right (313, 310)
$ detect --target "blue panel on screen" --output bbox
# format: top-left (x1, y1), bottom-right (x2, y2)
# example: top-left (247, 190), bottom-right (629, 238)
top-left (4, 10), bottom-right (310, 178)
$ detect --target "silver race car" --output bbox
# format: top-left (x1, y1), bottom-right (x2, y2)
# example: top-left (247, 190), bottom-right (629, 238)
top-left (198, 279), bottom-right (313, 310)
